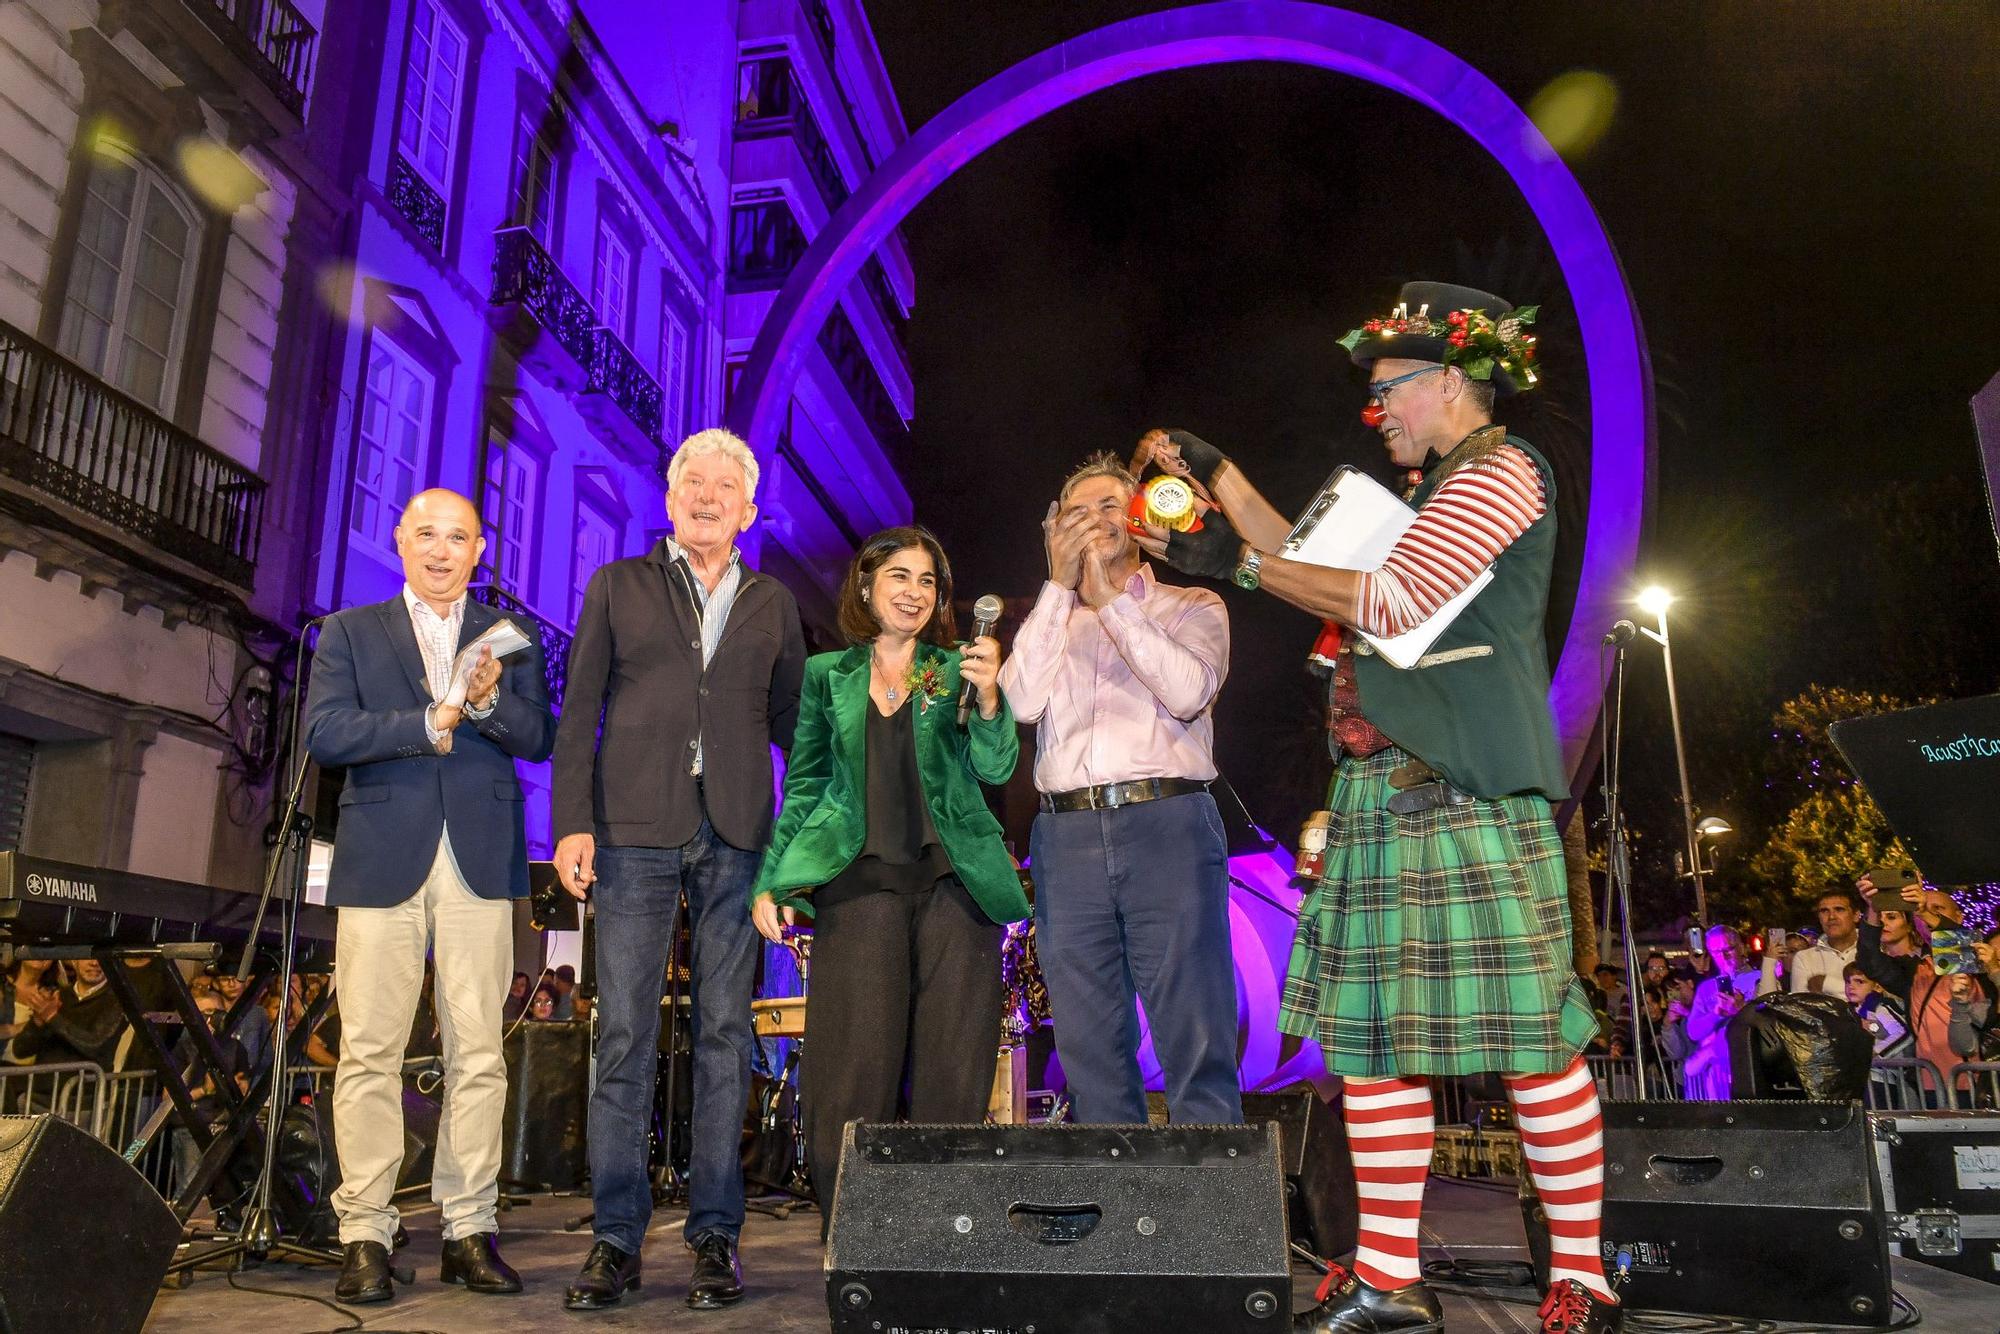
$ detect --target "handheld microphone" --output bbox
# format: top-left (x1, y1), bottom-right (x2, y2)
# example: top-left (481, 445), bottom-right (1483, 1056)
top-left (1604, 619), bottom-right (1638, 646)
top-left (959, 594), bottom-right (1004, 724)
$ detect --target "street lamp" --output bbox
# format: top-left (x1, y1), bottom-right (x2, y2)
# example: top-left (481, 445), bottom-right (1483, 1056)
top-left (1694, 816), bottom-right (1734, 879)
top-left (1637, 585), bottom-right (1709, 925)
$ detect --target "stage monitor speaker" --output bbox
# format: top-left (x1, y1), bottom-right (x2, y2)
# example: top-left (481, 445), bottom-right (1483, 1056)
top-left (1148, 1085), bottom-right (1357, 1261)
top-left (826, 1122), bottom-right (1290, 1333)
top-left (0, 1115), bottom-right (182, 1334)
top-left (1521, 1100), bottom-right (1892, 1327)
top-left (501, 1019), bottom-right (589, 1191)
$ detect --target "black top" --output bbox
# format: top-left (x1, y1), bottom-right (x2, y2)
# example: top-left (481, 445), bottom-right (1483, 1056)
top-left (818, 700), bottom-right (953, 906)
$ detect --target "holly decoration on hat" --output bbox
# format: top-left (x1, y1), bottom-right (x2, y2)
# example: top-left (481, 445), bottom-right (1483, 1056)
top-left (1340, 304), bottom-right (1542, 388)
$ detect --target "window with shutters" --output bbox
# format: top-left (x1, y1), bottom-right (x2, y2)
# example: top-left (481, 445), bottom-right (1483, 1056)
top-left (510, 118), bottom-right (558, 245)
top-left (398, 0), bottom-right (468, 194)
top-left (591, 223), bottom-right (631, 340)
top-left (660, 304), bottom-right (691, 446)
top-left (55, 148), bottom-right (201, 414)
top-left (571, 498), bottom-right (619, 625)
top-left (350, 334), bottom-right (434, 554)
top-left (478, 423), bottom-right (541, 602)
top-left (0, 733), bottom-right (34, 852)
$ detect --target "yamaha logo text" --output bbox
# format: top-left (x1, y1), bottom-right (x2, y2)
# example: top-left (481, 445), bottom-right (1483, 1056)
top-left (23, 872), bottom-right (98, 903)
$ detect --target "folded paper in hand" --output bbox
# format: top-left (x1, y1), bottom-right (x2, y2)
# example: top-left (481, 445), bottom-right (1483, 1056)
top-left (440, 618), bottom-right (531, 708)
top-left (1282, 466), bottom-right (1492, 669)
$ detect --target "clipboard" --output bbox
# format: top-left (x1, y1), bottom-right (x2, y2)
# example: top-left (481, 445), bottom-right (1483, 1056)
top-left (1281, 466), bottom-right (1492, 669)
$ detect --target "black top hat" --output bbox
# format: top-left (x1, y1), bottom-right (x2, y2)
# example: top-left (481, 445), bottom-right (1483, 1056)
top-left (1340, 281), bottom-right (1538, 395)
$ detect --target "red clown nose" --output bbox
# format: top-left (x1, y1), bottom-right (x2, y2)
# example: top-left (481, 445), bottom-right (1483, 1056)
top-left (1360, 403), bottom-right (1388, 427)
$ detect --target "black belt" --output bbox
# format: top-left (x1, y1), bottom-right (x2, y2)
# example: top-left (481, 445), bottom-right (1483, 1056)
top-left (1040, 778), bottom-right (1209, 814)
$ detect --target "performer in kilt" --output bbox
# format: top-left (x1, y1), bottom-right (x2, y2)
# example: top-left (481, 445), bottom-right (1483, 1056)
top-left (1137, 283), bottom-right (1620, 1334)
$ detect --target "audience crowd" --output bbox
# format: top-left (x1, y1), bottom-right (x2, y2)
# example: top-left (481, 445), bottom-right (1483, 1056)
top-left (1580, 875), bottom-right (2000, 1104)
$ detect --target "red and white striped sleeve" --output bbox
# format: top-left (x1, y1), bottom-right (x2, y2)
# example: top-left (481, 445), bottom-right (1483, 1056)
top-left (1354, 444), bottom-right (1546, 638)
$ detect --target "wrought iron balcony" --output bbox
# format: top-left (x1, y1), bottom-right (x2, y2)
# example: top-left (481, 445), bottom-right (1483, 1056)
top-left (0, 318), bottom-right (265, 588)
top-left (491, 228), bottom-right (662, 454)
top-left (582, 326), bottom-right (665, 448)
top-left (470, 584), bottom-right (570, 711)
top-left (491, 227), bottom-right (597, 383)
top-left (388, 156), bottom-right (448, 253)
top-left (186, 0), bottom-right (317, 117)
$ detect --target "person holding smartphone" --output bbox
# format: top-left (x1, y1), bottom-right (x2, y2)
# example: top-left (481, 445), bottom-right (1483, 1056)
top-left (1681, 925), bottom-right (1778, 1100)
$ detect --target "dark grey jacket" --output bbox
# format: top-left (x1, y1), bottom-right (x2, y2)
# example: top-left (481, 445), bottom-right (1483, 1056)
top-left (552, 540), bottom-right (806, 851)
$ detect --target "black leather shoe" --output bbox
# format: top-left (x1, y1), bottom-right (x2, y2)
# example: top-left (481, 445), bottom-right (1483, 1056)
top-left (564, 1240), bottom-right (641, 1311)
top-left (685, 1232), bottom-right (744, 1309)
top-left (441, 1231), bottom-right (523, 1294)
top-left (1293, 1265), bottom-right (1442, 1333)
top-left (334, 1240), bottom-right (394, 1305)
top-left (1538, 1279), bottom-right (1622, 1333)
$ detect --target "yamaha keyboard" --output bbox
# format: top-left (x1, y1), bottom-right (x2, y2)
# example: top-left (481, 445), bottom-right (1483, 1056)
top-left (0, 850), bottom-right (336, 963)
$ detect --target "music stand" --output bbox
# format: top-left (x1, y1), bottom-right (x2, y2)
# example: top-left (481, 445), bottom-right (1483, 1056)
top-left (1829, 693), bottom-right (2000, 885)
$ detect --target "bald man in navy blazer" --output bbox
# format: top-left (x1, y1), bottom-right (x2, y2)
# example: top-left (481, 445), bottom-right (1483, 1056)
top-left (305, 489), bottom-right (555, 1304)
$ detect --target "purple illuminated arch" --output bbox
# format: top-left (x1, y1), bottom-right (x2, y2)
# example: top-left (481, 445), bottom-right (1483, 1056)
top-left (731, 0), bottom-right (1652, 781)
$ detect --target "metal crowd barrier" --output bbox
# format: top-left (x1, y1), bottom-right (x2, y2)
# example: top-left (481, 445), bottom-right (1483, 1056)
top-left (1946, 1060), bottom-right (2000, 1111)
top-left (2, 1061), bottom-right (107, 1134)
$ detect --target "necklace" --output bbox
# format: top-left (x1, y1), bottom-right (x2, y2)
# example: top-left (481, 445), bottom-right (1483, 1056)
top-left (871, 649), bottom-right (912, 704)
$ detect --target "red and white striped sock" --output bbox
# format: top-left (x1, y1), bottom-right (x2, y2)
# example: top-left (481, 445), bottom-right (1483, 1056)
top-left (1503, 1058), bottom-right (1617, 1303)
top-left (1340, 1075), bottom-right (1435, 1291)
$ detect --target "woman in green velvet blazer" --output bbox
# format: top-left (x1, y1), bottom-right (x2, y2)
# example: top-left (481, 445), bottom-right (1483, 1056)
top-left (750, 527), bottom-right (1026, 1215)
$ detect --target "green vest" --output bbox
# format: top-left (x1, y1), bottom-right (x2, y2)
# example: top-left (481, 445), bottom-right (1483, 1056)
top-left (1351, 432), bottom-right (1568, 801)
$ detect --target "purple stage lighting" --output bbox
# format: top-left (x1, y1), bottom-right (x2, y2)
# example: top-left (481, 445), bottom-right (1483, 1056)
top-left (730, 0), bottom-right (1654, 789)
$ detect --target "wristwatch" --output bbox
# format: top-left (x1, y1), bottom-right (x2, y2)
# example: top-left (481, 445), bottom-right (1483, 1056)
top-left (1232, 546), bottom-right (1264, 591)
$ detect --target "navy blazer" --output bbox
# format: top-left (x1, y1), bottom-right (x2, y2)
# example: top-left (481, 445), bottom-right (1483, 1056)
top-left (304, 595), bottom-right (557, 908)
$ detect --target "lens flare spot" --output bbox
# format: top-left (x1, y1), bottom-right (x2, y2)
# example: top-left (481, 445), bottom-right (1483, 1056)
top-left (177, 137), bottom-right (267, 213)
top-left (1528, 70), bottom-right (1619, 160)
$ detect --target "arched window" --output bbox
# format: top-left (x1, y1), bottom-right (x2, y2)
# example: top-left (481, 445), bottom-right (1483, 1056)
top-left (56, 147), bottom-right (201, 414)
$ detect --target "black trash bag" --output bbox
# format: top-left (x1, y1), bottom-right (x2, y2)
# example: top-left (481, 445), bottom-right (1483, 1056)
top-left (1727, 991), bottom-right (1873, 1102)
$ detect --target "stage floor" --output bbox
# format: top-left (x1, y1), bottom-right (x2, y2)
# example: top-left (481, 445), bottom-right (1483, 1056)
top-left (145, 1178), bottom-right (1997, 1331)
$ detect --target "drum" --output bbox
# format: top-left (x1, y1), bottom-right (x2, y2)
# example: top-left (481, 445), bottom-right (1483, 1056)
top-left (751, 995), bottom-right (807, 1039)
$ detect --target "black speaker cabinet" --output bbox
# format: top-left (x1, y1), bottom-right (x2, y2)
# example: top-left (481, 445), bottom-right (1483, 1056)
top-left (0, 1115), bottom-right (182, 1334)
top-left (1521, 1100), bottom-right (1892, 1326)
top-left (501, 1018), bottom-right (590, 1191)
top-left (826, 1123), bottom-right (1291, 1333)
top-left (1148, 1085), bottom-right (1357, 1261)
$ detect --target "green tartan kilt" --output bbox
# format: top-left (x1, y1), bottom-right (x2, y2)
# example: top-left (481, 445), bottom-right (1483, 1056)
top-left (1278, 747), bottom-right (1598, 1078)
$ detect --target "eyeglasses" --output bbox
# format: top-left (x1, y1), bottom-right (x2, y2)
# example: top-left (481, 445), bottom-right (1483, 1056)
top-left (1365, 365), bottom-right (1445, 404)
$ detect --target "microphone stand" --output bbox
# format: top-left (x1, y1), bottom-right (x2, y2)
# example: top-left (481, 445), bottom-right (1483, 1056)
top-left (170, 621), bottom-right (361, 1278)
top-left (1597, 635), bottom-right (1653, 1100)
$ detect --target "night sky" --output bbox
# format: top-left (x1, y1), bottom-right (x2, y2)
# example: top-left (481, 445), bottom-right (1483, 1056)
top-left (862, 1), bottom-right (2000, 908)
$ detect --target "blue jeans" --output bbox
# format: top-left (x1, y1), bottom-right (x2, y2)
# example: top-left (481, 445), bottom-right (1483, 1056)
top-left (589, 825), bottom-right (762, 1253)
top-left (1031, 791), bottom-right (1242, 1125)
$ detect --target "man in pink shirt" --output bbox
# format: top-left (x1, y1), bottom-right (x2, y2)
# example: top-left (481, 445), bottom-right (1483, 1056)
top-left (997, 452), bottom-right (1241, 1126)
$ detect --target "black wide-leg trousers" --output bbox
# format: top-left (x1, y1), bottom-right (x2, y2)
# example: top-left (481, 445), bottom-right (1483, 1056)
top-left (800, 877), bottom-right (1003, 1218)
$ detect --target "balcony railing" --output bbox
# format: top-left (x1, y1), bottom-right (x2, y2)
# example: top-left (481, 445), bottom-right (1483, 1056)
top-left (584, 327), bottom-right (664, 445)
top-left (805, 0), bottom-right (836, 65)
top-left (736, 58), bottom-right (849, 210)
top-left (490, 228), bottom-right (663, 453)
top-left (860, 256), bottom-right (908, 345)
top-left (492, 227), bottom-right (597, 375)
top-left (388, 156), bottom-right (448, 253)
top-left (0, 319), bottom-right (264, 587)
top-left (819, 306), bottom-right (907, 445)
top-left (188, 0), bottom-right (318, 117)
top-left (470, 585), bottom-right (570, 711)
